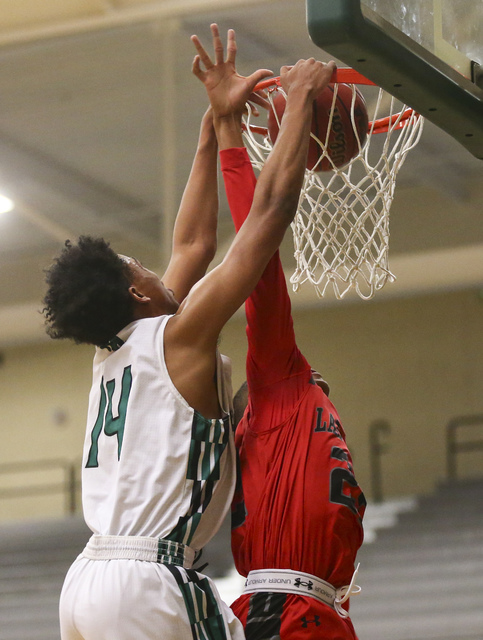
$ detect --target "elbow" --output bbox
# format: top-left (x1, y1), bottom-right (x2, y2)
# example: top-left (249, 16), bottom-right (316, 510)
top-left (259, 189), bottom-right (300, 228)
top-left (192, 237), bottom-right (217, 268)
top-left (276, 195), bottom-right (299, 222)
top-left (173, 237), bottom-right (217, 272)
top-left (203, 237), bottom-right (217, 264)
top-left (255, 170), bottom-right (305, 228)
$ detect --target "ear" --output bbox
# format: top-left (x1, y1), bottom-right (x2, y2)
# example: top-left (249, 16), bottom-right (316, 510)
top-left (128, 285), bottom-right (151, 305)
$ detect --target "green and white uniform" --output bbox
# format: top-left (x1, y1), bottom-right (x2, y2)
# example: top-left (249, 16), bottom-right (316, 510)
top-left (60, 315), bottom-right (244, 640)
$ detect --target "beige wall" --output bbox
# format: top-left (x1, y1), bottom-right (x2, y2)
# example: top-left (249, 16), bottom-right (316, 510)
top-left (225, 288), bottom-right (483, 500)
top-left (1, 287), bottom-right (483, 521)
top-left (0, 341), bottom-right (92, 520)
top-left (291, 289), bottom-right (483, 498)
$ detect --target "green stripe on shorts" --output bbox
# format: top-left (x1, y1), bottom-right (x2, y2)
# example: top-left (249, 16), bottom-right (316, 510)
top-left (165, 565), bottom-right (228, 640)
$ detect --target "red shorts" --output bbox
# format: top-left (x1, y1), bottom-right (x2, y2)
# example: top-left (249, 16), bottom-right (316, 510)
top-left (231, 592), bottom-right (358, 640)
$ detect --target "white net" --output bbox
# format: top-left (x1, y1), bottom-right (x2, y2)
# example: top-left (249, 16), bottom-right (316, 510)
top-left (243, 81), bottom-right (425, 299)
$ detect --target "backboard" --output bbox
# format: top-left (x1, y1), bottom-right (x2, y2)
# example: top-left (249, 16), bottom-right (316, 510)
top-left (306, 0), bottom-right (483, 159)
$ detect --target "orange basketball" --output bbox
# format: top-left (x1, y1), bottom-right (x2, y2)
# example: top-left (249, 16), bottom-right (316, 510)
top-left (267, 84), bottom-right (369, 172)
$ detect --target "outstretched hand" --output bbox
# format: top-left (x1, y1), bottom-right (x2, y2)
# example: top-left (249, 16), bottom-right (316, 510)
top-left (280, 58), bottom-right (337, 99)
top-left (191, 24), bottom-right (272, 119)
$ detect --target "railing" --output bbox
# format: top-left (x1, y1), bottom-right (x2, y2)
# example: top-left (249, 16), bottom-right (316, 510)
top-left (4, 416), bottom-right (481, 516)
top-left (368, 419), bottom-right (391, 503)
top-left (0, 458), bottom-right (80, 515)
top-left (446, 414), bottom-right (483, 480)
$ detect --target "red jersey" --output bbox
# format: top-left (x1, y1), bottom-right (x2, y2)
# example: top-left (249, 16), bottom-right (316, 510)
top-left (221, 148), bottom-right (366, 638)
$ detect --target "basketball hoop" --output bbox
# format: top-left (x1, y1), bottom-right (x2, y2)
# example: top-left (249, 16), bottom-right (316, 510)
top-left (243, 68), bottom-right (424, 300)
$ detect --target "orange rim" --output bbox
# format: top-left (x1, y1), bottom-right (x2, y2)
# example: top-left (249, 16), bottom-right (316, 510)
top-left (254, 68), bottom-right (377, 92)
top-left (252, 69), bottom-right (419, 136)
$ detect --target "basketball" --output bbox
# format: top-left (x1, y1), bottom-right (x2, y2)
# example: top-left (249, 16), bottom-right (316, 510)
top-left (267, 84), bottom-right (369, 171)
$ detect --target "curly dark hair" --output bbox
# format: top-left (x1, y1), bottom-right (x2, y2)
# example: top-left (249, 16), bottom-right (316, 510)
top-left (43, 236), bottom-right (135, 346)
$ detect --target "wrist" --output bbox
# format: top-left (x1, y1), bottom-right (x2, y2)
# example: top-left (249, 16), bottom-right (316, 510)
top-left (213, 111), bottom-right (244, 126)
top-left (214, 112), bottom-right (244, 150)
top-left (282, 89), bottom-right (314, 122)
top-left (197, 129), bottom-right (218, 153)
top-left (284, 83), bottom-right (317, 103)
top-left (197, 112), bottom-right (217, 150)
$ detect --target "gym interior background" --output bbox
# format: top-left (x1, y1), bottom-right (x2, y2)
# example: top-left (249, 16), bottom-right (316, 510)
top-left (0, 0), bottom-right (482, 521)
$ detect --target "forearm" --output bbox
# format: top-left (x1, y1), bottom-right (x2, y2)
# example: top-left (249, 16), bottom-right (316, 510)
top-left (172, 111), bottom-right (218, 254)
top-left (251, 90), bottom-right (313, 224)
top-left (214, 113), bottom-right (244, 151)
top-left (221, 147), bottom-right (298, 373)
top-left (203, 88), bottom-right (315, 330)
top-left (184, 28), bottom-right (335, 348)
top-left (163, 111), bottom-right (219, 302)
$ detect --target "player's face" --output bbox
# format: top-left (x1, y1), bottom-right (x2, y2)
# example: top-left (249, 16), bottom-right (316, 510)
top-left (120, 255), bottom-right (180, 315)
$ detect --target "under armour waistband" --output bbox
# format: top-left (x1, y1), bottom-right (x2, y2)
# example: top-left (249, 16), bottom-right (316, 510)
top-left (82, 535), bottom-right (195, 569)
top-left (243, 566), bottom-right (361, 618)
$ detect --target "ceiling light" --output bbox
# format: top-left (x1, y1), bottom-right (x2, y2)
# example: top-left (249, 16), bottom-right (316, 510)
top-left (0, 195), bottom-right (14, 214)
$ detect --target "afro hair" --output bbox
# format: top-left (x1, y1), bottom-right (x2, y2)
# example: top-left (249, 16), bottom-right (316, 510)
top-left (43, 236), bottom-right (135, 346)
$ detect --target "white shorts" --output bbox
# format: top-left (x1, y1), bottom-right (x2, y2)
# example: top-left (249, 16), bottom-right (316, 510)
top-left (59, 551), bottom-right (245, 640)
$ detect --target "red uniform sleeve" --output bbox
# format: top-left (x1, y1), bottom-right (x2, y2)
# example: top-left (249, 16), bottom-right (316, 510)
top-left (220, 148), bottom-right (310, 389)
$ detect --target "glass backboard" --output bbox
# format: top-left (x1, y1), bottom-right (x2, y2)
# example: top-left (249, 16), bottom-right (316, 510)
top-left (361, 0), bottom-right (483, 81)
top-left (306, 0), bottom-right (483, 159)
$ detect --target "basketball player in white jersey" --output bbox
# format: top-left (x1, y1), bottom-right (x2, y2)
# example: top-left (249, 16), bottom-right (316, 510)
top-left (43, 24), bottom-right (336, 640)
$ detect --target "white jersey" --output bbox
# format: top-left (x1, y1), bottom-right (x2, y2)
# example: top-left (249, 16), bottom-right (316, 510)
top-left (81, 314), bottom-right (236, 552)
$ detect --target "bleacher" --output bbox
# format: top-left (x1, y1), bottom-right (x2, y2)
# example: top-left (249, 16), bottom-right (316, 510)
top-left (0, 517), bottom-right (90, 640)
top-left (350, 477), bottom-right (483, 640)
top-left (0, 479), bottom-right (482, 640)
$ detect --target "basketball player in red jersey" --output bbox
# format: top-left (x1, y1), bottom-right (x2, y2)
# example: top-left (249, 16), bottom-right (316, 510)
top-left (194, 30), bottom-right (367, 640)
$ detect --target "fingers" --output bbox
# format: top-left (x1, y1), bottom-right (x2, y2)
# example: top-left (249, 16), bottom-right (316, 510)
top-left (210, 24), bottom-right (237, 65)
top-left (192, 24), bottom-right (236, 70)
top-left (226, 28), bottom-right (237, 64)
top-left (246, 103), bottom-right (260, 117)
top-left (280, 59), bottom-right (338, 95)
top-left (210, 23), bottom-right (225, 66)
top-left (192, 55), bottom-right (205, 80)
top-left (320, 60), bottom-right (337, 76)
top-left (319, 60), bottom-right (337, 85)
top-left (190, 34), bottom-right (214, 70)
top-left (246, 68), bottom-right (274, 92)
top-left (248, 91), bottom-right (270, 112)
top-left (191, 23), bottom-right (273, 118)
top-left (326, 60), bottom-right (337, 81)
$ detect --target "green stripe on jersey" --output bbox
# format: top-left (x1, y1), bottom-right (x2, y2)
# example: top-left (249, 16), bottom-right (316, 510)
top-left (189, 413), bottom-right (229, 481)
top-left (168, 413), bottom-right (230, 546)
top-left (168, 512), bottom-right (201, 546)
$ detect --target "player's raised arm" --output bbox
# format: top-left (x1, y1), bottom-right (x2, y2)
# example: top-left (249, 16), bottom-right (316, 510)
top-left (161, 107), bottom-right (219, 304)
top-left (167, 26), bottom-right (335, 347)
top-left (160, 24), bottom-right (269, 305)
